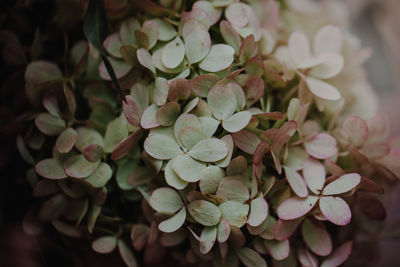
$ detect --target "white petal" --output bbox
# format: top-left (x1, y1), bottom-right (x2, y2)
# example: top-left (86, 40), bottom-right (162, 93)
top-left (313, 25), bottom-right (343, 55)
top-left (303, 158), bottom-right (325, 194)
top-left (309, 54), bottom-right (344, 79)
top-left (277, 196), bottom-right (318, 220)
top-left (284, 167), bottom-right (308, 198)
top-left (288, 32), bottom-right (311, 67)
top-left (319, 196), bottom-right (351, 226)
top-left (305, 76), bottom-right (341, 101)
top-left (322, 173), bottom-right (361, 195)
top-left (159, 208), bottom-right (187, 233)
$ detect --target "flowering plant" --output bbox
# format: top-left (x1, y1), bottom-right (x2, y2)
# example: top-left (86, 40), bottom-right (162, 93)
top-left (17, 0), bottom-right (400, 266)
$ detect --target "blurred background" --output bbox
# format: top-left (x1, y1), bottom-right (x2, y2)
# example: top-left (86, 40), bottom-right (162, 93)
top-left (346, 1), bottom-right (400, 265)
top-left (1, 0), bottom-right (400, 266)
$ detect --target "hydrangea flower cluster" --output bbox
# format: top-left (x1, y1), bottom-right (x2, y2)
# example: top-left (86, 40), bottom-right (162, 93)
top-left (18, 0), bottom-right (400, 266)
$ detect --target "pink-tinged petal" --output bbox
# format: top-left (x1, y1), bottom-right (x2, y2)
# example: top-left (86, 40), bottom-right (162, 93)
top-left (301, 120), bottom-right (321, 141)
top-left (232, 130), bottom-right (261, 155)
top-left (320, 241), bottom-right (353, 267)
top-left (284, 166), bottom-right (308, 198)
top-left (322, 173), bottom-right (361, 195)
top-left (273, 218), bottom-right (303, 241)
top-left (360, 142), bottom-right (390, 159)
top-left (217, 218), bottom-right (231, 243)
top-left (190, 73), bottom-right (220, 97)
top-left (225, 3), bottom-right (248, 27)
top-left (248, 196), bottom-right (269, 227)
top-left (319, 196), bottom-right (351, 226)
top-left (309, 54), bottom-right (344, 79)
top-left (298, 248), bottom-right (319, 267)
top-left (305, 133), bottom-right (337, 159)
top-left (141, 104), bottom-right (160, 129)
top-left (305, 76), bottom-right (341, 100)
top-left (200, 226), bottom-right (217, 254)
top-left (193, 1), bottom-right (222, 26)
top-left (277, 196), bottom-right (318, 220)
top-left (342, 116), bottom-right (369, 148)
top-left (301, 219), bottom-right (332, 256)
top-left (313, 25), bottom-right (343, 55)
top-left (220, 20), bottom-right (241, 53)
top-left (303, 158), bottom-right (325, 194)
top-left (136, 48), bottom-right (155, 74)
top-left (264, 239), bottom-right (290, 261)
top-left (253, 141), bottom-right (271, 166)
top-left (123, 96), bottom-right (142, 127)
top-left (243, 76), bottom-right (265, 107)
top-left (288, 32), bottom-right (311, 67)
top-left (367, 114), bottom-right (387, 139)
top-left (358, 193), bottom-right (386, 220)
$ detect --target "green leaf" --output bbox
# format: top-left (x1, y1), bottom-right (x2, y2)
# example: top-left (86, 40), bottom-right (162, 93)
top-left (199, 44), bottom-right (235, 72)
top-left (200, 226), bottom-right (217, 254)
top-left (199, 116), bottom-right (220, 138)
top-left (156, 102), bottom-right (181, 126)
top-left (215, 135), bottom-right (234, 168)
top-left (83, 144), bottom-right (104, 162)
top-left (183, 21), bottom-right (211, 64)
top-left (92, 236), bottom-right (117, 254)
top-left (172, 154), bottom-right (206, 182)
top-left (151, 18), bottom-right (176, 41)
top-left (35, 158), bottom-right (67, 179)
top-left (137, 48), bottom-right (156, 74)
top-left (56, 128), bottom-right (78, 154)
top-left (149, 187), bottom-right (184, 215)
top-left (264, 239), bottom-right (290, 260)
top-left (179, 127), bottom-right (206, 150)
top-left (159, 207), bottom-right (187, 233)
top-left (142, 20), bottom-right (158, 49)
top-left (217, 218), bottom-right (231, 243)
top-left (118, 240), bottom-right (138, 267)
top-left (153, 77), bottom-right (169, 106)
top-left (187, 200), bottom-right (221, 226)
top-left (188, 138), bottom-right (228, 162)
top-left (199, 166), bottom-right (225, 194)
top-left (207, 85), bottom-right (237, 120)
top-left (39, 193), bottom-right (67, 221)
top-left (164, 159), bottom-right (188, 190)
top-left (236, 247), bottom-right (267, 267)
top-left (220, 20), bottom-right (241, 54)
top-left (162, 37), bottom-right (185, 69)
top-left (144, 134), bottom-right (182, 160)
top-left (16, 135), bottom-right (34, 165)
top-left (302, 219), bottom-right (332, 256)
top-left (85, 163), bottom-right (112, 188)
top-left (222, 111), bottom-right (252, 133)
top-left (64, 155), bottom-right (100, 178)
top-left (216, 178), bottom-right (249, 203)
top-left (35, 113), bottom-right (65, 136)
top-left (248, 196), bottom-right (269, 227)
top-left (103, 117), bottom-right (129, 153)
top-left (190, 73), bottom-right (220, 97)
top-left (75, 127), bottom-right (104, 152)
top-left (174, 114), bottom-right (202, 148)
top-left (219, 201), bottom-right (249, 227)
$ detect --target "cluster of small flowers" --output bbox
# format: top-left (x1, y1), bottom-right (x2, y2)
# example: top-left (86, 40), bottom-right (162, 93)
top-left (18, 0), bottom-right (400, 266)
